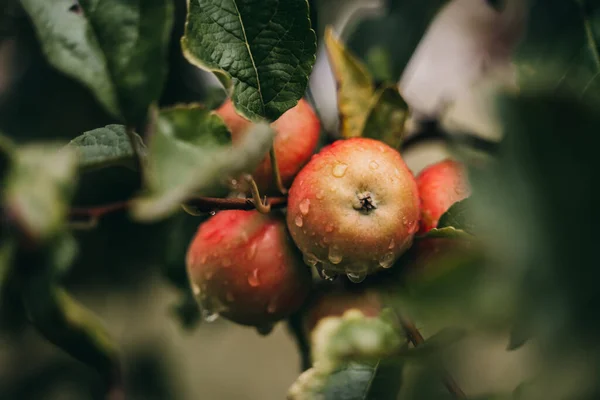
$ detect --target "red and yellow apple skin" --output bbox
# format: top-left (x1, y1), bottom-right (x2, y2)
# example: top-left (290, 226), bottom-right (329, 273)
top-left (216, 98), bottom-right (321, 193)
top-left (286, 138), bottom-right (420, 282)
top-left (186, 210), bottom-right (312, 328)
top-left (416, 159), bottom-right (471, 233)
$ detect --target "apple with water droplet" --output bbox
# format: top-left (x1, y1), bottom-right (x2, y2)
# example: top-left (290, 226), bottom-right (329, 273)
top-left (286, 138), bottom-right (420, 282)
top-left (416, 159), bottom-right (471, 233)
top-left (216, 98), bottom-right (321, 194)
top-left (186, 210), bottom-right (312, 330)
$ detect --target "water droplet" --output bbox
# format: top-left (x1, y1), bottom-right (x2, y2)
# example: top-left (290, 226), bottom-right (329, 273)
top-left (256, 323), bottom-right (274, 336)
top-left (388, 238), bottom-right (395, 250)
top-left (402, 216), bottom-right (408, 226)
top-left (226, 291), bottom-right (235, 302)
top-left (379, 252), bottom-right (395, 269)
top-left (369, 160), bottom-right (379, 170)
top-left (332, 163), bottom-right (348, 177)
top-left (299, 198), bottom-right (311, 215)
top-left (295, 215), bottom-right (303, 227)
top-left (316, 191), bottom-right (324, 200)
top-left (303, 253), bottom-right (318, 267)
top-left (317, 266), bottom-right (338, 281)
top-left (248, 269), bottom-right (260, 287)
top-left (202, 309), bottom-right (220, 322)
top-left (347, 272), bottom-right (367, 283)
top-left (246, 243), bottom-right (257, 260)
top-left (325, 223), bottom-right (334, 233)
top-left (209, 211), bottom-right (216, 216)
top-left (328, 246), bottom-right (343, 264)
top-left (407, 220), bottom-right (418, 234)
top-left (267, 299), bottom-right (277, 314)
top-left (191, 283), bottom-right (201, 295)
top-left (205, 270), bottom-right (214, 281)
top-left (200, 254), bottom-right (208, 264)
top-left (222, 257), bottom-right (232, 267)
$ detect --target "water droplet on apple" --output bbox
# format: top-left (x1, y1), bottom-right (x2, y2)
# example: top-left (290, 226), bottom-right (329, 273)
top-left (325, 223), bottom-right (334, 233)
top-left (202, 309), bottom-right (220, 322)
top-left (347, 272), bottom-right (367, 283)
top-left (191, 283), bottom-right (201, 295)
top-left (388, 238), bottom-right (395, 249)
top-left (378, 252), bottom-right (395, 269)
top-left (407, 220), bottom-right (418, 234)
top-left (332, 163), bottom-right (348, 177)
top-left (248, 269), bottom-right (260, 287)
top-left (369, 160), bottom-right (379, 170)
top-left (327, 246), bottom-right (343, 265)
top-left (246, 243), bottom-right (257, 260)
top-left (294, 215), bottom-right (303, 227)
top-left (319, 267), bottom-right (338, 281)
top-left (200, 254), bottom-right (208, 264)
top-left (209, 211), bottom-right (216, 216)
top-left (316, 190), bottom-right (324, 200)
top-left (299, 198), bottom-right (310, 215)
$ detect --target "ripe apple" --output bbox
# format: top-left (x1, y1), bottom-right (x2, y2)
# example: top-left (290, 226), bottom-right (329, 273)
top-left (286, 138), bottom-right (420, 283)
top-left (186, 210), bottom-right (312, 331)
top-left (216, 98), bottom-right (321, 193)
top-left (416, 159), bottom-right (471, 233)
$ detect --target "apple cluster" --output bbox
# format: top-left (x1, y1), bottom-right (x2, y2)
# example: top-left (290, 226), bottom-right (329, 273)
top-left (185, 99), bottom-right (470, 332)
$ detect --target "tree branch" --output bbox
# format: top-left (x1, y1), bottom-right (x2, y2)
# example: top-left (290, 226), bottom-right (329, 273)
top-left (398, 314), bottom-right (467, 399)
top-left (68, 195), bottom-right (288, 222)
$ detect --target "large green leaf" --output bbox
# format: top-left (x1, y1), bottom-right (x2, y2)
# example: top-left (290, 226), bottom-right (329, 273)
top-left (21, 0), bottom-right (174, 122)
top-left (347, 0), bottom-right (447, 81)
top-left (132, 105), bottom-right (275, 221)
top-left (3, 144), bottom-right (77, 241)
top-left (181, 0), bottom-right (316, 122)
top-left (325, 27), bottom-right (374, 139)
top-left (436, 198), bottom-right (475, 234)
top-left (67, 124), bottom-right (145, 171)
top-left (516, 0), bottom-right (600, 100)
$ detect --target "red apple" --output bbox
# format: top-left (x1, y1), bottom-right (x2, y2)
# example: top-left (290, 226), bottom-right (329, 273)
top-left (186, 210), bottom-right (312, 330)
top-left (416, 159), bottom-right (471, 233)
top-left (286, 138), bottom-right (420, 283)
top-left (216, 98), bottom-right (320, 193)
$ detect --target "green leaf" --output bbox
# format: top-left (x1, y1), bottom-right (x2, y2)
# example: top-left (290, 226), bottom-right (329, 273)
top-left (181, 0), bottom-right (317, 122)
top-left (362, 85), bottom-right (409, 148)
top-left (21, 0), bottom-right (174, 122)
top-left (3, 144), bottom-right (78, 241)
top-left (516, 0), bottom-right (600, 100)
top-left (437, 198), bottom-right (475, 234)
top-left (347, 0), bottom-right (447, 81)
top-left (67, 125), bottom-right (145, 172)
top-left (288, 361), bottom-right (404, 400)
top-left (325, 27), bottom-right (375, 138)
top-left (132, 105), bottom-right (275, 221)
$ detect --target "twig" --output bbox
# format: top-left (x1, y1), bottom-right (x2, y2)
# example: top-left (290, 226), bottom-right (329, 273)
top-left (244, 174), bottom-right (272, 214)
top-left (68, 195), bottom-right (287, 222)
top-left (398, 314), bottom-right (467, 399)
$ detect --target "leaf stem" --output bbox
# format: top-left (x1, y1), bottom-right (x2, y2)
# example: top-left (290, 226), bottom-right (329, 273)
top-left (269, 147), bottom-right (288, 195)
top-left (398, 314), bottom-right (467, 399)
top-left (243, 174), bottom-right (271, 213)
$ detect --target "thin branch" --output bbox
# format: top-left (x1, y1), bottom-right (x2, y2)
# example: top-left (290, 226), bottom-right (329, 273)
top-left (67, 195), bottom-right (287, 223)
top-left (398, 314), bottom-right (467, 399)
top-left (244, 174), bottom-right (272, 213)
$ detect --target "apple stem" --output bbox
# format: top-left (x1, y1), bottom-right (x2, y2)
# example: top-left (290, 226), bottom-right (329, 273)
top-left (269, 147), bottom-right (288, 195)
top-left (244, 174), bottom-right (272, 214)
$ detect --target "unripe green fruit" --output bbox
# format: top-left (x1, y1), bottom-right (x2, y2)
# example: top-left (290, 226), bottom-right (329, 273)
top-left (186, 210), bottom-right (312, 331)
top-left (216, 98), bottom-right (321, 193)
top-left (286, 138), bottom-right (420, 283)
top-left (416, 159), bottom-right (471, 233)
